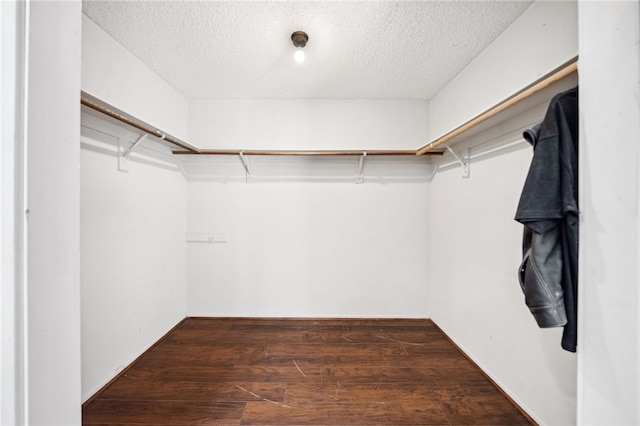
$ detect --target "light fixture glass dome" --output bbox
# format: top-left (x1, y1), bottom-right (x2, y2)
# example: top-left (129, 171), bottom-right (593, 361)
top-left (291, 31), bottom-right (308, 64)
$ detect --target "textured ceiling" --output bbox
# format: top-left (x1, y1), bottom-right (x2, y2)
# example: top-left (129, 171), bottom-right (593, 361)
top-left (82, 1), bottom-right (533, 100)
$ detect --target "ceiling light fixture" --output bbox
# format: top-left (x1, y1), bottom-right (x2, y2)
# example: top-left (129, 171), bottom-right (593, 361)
top-left (291, 31), bottom-right (308, 63)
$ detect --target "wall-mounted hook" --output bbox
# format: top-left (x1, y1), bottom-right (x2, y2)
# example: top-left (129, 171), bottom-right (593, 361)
top-left (445, 146), bottom-right (470, 178)
top-left (356, 151), bottom-right (367, 184)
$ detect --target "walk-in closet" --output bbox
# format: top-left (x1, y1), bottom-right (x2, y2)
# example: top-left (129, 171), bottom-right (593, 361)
top-left (2, 1), bottom-right (639, 425)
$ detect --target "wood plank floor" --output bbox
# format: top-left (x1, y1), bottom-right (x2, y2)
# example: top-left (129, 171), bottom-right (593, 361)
top-left (82, 318), bottom-right (533, 425)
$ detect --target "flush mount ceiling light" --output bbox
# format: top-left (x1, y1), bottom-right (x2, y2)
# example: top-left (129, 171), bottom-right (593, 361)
top-left (291, 31), bottom-right (308, 63)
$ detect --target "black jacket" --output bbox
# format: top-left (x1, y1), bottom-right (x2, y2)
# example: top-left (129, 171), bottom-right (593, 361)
top-left (515, 87), bottom-right (579, 352)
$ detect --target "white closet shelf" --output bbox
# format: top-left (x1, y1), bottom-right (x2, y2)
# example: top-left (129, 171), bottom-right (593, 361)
top-left (417, 57), bottom-right (578, 156)
top-left (82, 58), bottom-right (576, 159)
top-left (81, 92), bottom-right (199, 153)
top-left (80, 92), bottom-right (443, 157)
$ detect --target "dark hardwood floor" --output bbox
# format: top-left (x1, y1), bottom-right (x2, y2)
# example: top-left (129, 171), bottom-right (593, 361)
top-left (82, 318), bottom-right (534, 425)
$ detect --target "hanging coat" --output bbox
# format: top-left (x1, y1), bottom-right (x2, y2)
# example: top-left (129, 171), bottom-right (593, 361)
top-left (515, 87), bottom-right (579, 352)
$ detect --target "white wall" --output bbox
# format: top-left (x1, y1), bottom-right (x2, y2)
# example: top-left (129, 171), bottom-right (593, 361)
top-left (578, 2), bottom-right (640, 424)
top-left (426, 2), bottom-right (579, 424)
top-left (189, 100), bottom-right (429, 151)
top-left (80, 12), bottom-right (193, 401)
top-left (82, 15), bottom-right (189, 142)
top-left (26, 2), bottom-right (82, 424)
top-left (185, 157), bottom-right (431, 317)
top-left (80, 112), bottom-right (188, 402)
top-left (429, 0), bottom-right (578, 140)
top-left (428, 106), bottom-right (577, 426)
top-left (0, 2), bottom-right (25, 424)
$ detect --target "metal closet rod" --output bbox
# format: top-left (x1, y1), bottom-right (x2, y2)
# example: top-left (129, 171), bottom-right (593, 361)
top-left (171, 149), bottom-right (439, 156)
top-left (416, 57), bottom-right (579, 156)
top-left (80, 92), bottom-right (443, 157)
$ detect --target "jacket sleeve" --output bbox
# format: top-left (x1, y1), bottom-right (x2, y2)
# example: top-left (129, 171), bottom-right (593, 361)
top-left (518, 225), bottom-right (567, 327)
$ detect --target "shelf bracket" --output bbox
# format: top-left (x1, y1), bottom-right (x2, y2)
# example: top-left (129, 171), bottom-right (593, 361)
top-left (239, 152), bottom-right (253, 183)
top-left (123, 134), bottom-right (149, 159)
top-left (446, 146), bottom-right (470, 178)
top-left (118, 133), bottom-right (150, 172)
top-left (356, 151), bottom-right (367, 184)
